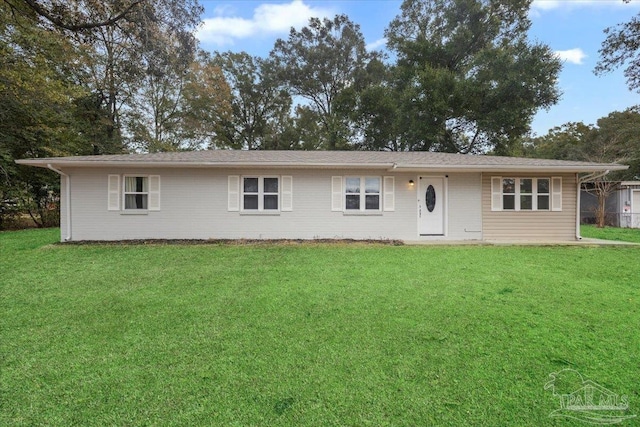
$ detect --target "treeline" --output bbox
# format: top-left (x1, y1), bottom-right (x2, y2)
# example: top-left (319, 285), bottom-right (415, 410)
top-left (0, 0), bottom-right (637, 229)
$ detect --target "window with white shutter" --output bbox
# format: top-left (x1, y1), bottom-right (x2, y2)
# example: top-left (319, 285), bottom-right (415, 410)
top-left (331, 176), bottom-right (343, 211)
top-left (551, 177), bottom-right (562, 211)
top-left (491, 176), bottom-right (558, 211)
top-left (491, 177), bottom-right (502, 211)
top-left (228, 175), bottom-right (240, 211)
top-left (281, 176), bottom-right (293, 212)
top-left (148, 175), bottom-right (160, 211)
top-left (108, 175), bottom-right (120, 211)
top-left (383, 176), bottom-right (395, 212)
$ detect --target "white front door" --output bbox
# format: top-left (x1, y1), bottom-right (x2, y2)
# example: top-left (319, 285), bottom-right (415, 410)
top-left (418, 176), bottom-right (445, 235)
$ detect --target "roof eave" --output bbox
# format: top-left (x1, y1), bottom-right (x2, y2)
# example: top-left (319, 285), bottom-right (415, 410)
top-left (15, 159), bottom-right (397, 169)
top-left (15, 159), bottom-right (628, 173)
top-left (392, 164), bottom-right (629, 173)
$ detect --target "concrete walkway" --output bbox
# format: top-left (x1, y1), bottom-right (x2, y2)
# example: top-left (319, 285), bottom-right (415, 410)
top-left (403, 238), bottom-right (640, 246)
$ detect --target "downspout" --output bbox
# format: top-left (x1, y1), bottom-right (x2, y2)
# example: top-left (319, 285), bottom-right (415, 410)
top-left (576, 170), bottom-right (610, 240)
top-left (47, 164), bottom-right (71, 242)
top-left (576, 173), bottom-right (582, 240)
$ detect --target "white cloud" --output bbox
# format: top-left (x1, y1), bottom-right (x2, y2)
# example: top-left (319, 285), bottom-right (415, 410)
top-left (366, 38), bottom-right (386, 51)
top-left (197, 0), bottom-right (334, 46)
top-left (555, 48), bottom-right (587, 65)
top-left (532, 0), bottom-right (640, 11)
top-left (532, 0), bottom-right (562, 11)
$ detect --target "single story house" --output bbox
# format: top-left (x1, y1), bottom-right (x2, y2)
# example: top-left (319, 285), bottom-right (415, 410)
top-left (16, 150), bottom-right (627, 242)
top-left (581, 181), bottom-right (640, 228)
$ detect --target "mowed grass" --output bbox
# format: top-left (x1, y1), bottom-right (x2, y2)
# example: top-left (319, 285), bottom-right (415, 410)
top-left (1, 229), bottom-right (639, 426)
top-left (582, 224), bottom-right (640, 243)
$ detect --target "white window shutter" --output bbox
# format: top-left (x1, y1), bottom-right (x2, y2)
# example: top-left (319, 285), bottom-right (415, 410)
top-left (331, 176), bottom-right (343, 211)
top-left (148, 175), bottom-right (161, 211)
top-left (491, 177), bottom-right (502, 211)
top-left (281, 176), bottom-right (293, 211)
top-left (108, 174), bottom-right (120, 211)
top-left (383, 176), bottom-right (395, 211)
top-left (228, 175), bottom-right (240, 211)
top-left (552, 176), bottom-right (562, 211)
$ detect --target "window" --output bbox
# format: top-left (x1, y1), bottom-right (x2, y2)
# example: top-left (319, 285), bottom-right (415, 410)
top-left (242, 177), bottom-right (279, 211)
top-left (495, 177), bottom-right (552, 211)
top-left (345, 177), bottom-right (381, 211)
top-left (108, 175), bottom-right (160, 212)
top-left (537, 179), bottom-right (550, 210)
top-left (502, 178), bottom-right (515, 210)
top-left (124, 176), bottom-right (148, 210)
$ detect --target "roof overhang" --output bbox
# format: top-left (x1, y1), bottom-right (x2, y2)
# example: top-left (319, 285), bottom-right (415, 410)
top-left (392, 164), bottom-right (629, 173)
top-left (15, 159), bottom-right (629, 174)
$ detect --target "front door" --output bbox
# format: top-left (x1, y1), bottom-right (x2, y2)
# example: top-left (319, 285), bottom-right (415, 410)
top-left (418, 176), bottom-right (445, 236)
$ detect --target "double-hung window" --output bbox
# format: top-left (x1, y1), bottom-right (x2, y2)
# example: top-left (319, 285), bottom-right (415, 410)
top-left (243, 177), bottom-right (279, 211)
top-left (108, 174), bottom-right (160, 212)
top-left (345, 177), bottom-right (381, 211)
top-left (497, 177), bottom-right (552, 211)
top-left (124, 176), bottom-right (148, 210)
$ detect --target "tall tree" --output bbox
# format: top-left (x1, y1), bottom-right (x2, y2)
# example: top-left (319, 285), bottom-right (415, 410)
top-left (72, 0), bottom-right (203, 152)
top-left (0, 0), bottom-right (213, 228)
top-left (3, 0), bottom-right (147, 31)
top-left (214, 52), bottom-right (293, 150)
top-left (595, 4), bottom-right (640, 92)
top-left (180, 53), bottom-right (233, 149)
top-left (334, 58), bottom-right (410, 151)
top-left (0, 1), bottom-right (88, 227)
top-left (129, 41), bottom-right (231, 151)
top-left (270, 15), bottom-right (377, 150)
top-left (385, 0), bottom-right (561, 153)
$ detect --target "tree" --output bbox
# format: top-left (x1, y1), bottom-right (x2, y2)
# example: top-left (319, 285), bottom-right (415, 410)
top-left (270, 15), bottom-right (377, 150)
top-left (128, 40), bottom-right (232, 151)
top-left (582, 109), bottom-right (640, 227)
top-left (522, 108), bottom-right (640, 227)
top-left (71, 0), bottom-right (203, 152)
top-left (180, 53), bottom-right (233, 149)
top-left (3, 0), bottom-right (147, 31)
top-left (334, 58), bottom-right (409, 151)
top-left (595, 4), bottom-right (640, 93)
top-left (385, 0), bottom-right (561, 153)
top-left (0, 1), bottom-right (88, 227)
top-left (214, 52), bottom-right (293, 150)
top-left (522, 122), bottom-right (595, 160)
top-left (0, 0), bottom-right (209, 228)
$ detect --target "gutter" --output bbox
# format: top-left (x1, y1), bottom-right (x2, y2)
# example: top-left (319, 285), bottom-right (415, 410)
top-left (47, 164), bottom-right (71, 242)
top-left (575, 170), bottom-right (611, 240)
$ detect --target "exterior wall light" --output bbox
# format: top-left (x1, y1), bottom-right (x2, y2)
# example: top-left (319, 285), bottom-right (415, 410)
top-left (409, 180), bottom-right (415, 186)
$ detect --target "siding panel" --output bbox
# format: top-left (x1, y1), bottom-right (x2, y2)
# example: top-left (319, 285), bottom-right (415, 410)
top-left (67, 169), bottom-right (576, 241)
top-left (482, 173), bottom-right (577, 240)
top-left (68, 168), bottom-right (420, 241)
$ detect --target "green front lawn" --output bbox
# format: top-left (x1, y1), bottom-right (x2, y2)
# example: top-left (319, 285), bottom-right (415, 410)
top-left (582, 224), bottom-right (640, 243)
top-left (2, 229), bottom-right (639, 426)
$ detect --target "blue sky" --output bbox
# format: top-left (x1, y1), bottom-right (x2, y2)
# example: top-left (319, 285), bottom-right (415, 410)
top-left (196, 0), bottom-right (640, 136)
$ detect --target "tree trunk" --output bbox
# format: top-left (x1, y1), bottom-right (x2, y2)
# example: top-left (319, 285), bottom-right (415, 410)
top-left (595, 191), bottom-right (606, 228)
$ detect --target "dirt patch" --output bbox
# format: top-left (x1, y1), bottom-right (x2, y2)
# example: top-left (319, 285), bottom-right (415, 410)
top-left (60, 238), bottom-right (405, 246)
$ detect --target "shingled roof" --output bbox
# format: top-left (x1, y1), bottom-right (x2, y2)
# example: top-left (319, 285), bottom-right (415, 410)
top-left (16, 150), bottom-right (627, 173)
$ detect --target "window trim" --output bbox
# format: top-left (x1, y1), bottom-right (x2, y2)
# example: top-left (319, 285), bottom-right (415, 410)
top-left (241, 176), bottom-right (280, 212)
top-left (494, 177), bottom-right (553, 212)
top-left (344, 176), bottom-right (382, 212)
top-left (123, 175), bottom-right (149, 211)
